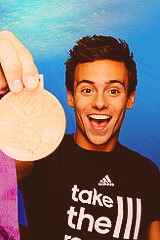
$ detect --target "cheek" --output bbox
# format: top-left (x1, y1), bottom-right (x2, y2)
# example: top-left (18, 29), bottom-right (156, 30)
top-left (73, 98), bottom-right (84, 119)
top-left (112, 98), bottom-right (128, 116)
top-left (74, 95), bottom-right (91, 112)
top-left (74, 97), bottom-right (92, 127)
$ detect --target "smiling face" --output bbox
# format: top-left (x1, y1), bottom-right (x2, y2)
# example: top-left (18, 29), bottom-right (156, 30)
top-left (67, 60), bottom-right (135, 151)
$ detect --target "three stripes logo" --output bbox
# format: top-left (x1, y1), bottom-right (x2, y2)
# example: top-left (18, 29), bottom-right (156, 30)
top-left (98, 174), bottom-right (114, 187)
top-left (113, 197), bottom-right (142, 239)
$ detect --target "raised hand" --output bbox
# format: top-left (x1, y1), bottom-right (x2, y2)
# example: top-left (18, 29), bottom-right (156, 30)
top-left (0, 30), bottom-right (39, 93)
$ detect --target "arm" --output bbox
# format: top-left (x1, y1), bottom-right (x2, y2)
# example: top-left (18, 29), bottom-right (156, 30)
top-left (146, 221), bottom-right (160, 240)
top-left (0, 30), bottom-right (39, 179)
top-left (15, 160), bottom-right (34, 181)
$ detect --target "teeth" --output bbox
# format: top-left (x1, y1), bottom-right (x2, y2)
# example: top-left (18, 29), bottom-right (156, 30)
top-left (89, 114), bottom-right (111, 120)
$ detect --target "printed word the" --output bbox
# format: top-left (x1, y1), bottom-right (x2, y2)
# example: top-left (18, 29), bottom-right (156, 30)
top-left (67, 206), bottom-right (112, 234)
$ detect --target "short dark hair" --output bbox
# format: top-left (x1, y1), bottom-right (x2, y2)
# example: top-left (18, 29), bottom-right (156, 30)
top-left (65, 35), bottom-right (137, 96)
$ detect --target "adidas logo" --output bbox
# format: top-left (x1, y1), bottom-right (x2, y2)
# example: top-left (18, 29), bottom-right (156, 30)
top-left (98, 175), bottom-right (114, 187)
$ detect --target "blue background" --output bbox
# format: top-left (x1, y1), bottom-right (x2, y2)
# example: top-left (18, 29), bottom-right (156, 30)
top-left (0, 0), bottom-right (160, 225)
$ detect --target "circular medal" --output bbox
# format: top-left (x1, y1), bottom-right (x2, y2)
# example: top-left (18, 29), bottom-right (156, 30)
top-left (0, 88), bottom-right (66, 161)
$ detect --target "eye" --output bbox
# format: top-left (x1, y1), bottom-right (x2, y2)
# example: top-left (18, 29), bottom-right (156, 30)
top-left (109, 89), bottom-right (120, 95)
top-left (81, 88), bottom-right (92, 94)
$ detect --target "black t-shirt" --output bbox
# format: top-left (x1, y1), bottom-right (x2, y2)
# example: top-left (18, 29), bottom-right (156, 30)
top-left (19, 134), bottom-right (160, 240)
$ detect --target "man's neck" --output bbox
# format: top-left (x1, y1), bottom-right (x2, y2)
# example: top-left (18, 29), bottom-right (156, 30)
top-left (74, 132), bottom-right (119, 152)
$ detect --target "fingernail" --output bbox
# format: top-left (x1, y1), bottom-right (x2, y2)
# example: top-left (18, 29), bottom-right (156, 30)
top-left (26, 76), bottom-right (39, 90)
top-left (13, 79), bottom-right (23, 92)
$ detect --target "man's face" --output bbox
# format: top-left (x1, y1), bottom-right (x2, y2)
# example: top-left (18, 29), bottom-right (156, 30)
top-left (67, 60), bottom-right (135, 151)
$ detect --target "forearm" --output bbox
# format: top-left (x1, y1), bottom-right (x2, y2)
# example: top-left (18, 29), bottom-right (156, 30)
top-left (146, 221), bottom-right (160, 240)
top-left (16, 160), bottom-right (34, 181)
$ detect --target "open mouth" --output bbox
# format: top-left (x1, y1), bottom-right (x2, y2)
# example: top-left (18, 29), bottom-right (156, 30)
top-left (88, 114), bottom-right (112, 128)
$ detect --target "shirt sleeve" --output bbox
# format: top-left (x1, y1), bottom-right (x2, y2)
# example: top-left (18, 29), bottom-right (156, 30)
top-left (146, 163), bottom-right (160, 222)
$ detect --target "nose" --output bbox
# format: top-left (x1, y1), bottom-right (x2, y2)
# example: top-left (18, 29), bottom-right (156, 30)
top-left (92, 92), bottom-right (108, 110)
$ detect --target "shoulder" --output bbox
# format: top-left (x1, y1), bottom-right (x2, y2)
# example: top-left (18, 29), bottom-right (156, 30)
top-left (119, 143), bottom-right (160, 176)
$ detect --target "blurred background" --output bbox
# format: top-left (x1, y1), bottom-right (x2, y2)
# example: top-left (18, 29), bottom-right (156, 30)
top-left (0, 0), bottom-right (160, 228)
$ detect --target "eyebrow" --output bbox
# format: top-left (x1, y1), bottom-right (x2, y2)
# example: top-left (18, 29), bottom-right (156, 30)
top-left (76, 79), bottom-right (125, 87)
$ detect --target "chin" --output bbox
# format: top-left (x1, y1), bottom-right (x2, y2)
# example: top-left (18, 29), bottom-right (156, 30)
top-left (87, 134), bottom-right (111, 146)
top-left (85, 130), bottom-right (119, 150)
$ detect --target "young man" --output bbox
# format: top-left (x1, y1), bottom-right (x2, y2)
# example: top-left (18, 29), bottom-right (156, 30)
top-left (0, 31), bottom-right (160, 240)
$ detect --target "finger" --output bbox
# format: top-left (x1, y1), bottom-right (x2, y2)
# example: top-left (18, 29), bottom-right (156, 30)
top-left (21, 62), bottom-right (39, 90)
top-left (0, 37), bottom-right (23, 92)
top-left (1, 31), bottom-right (39, 90)
top-left (14, 42), bottom-right (39, 90)
top-left (0, 65), bottom-right (8, 93)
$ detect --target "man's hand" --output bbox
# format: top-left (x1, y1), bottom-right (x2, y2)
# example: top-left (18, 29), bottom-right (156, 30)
top-left (0, 30), bottom-right (39, 93)
top-left (0, 30), bottom-right (39, 180)
top-left (146, 221), bottom-right (160, 240)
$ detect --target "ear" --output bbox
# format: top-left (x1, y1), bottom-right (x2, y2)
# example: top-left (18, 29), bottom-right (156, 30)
top-left (126, 90), bottom-right (136, 109)
top-left (67, 90), bottom-right (74, 107)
